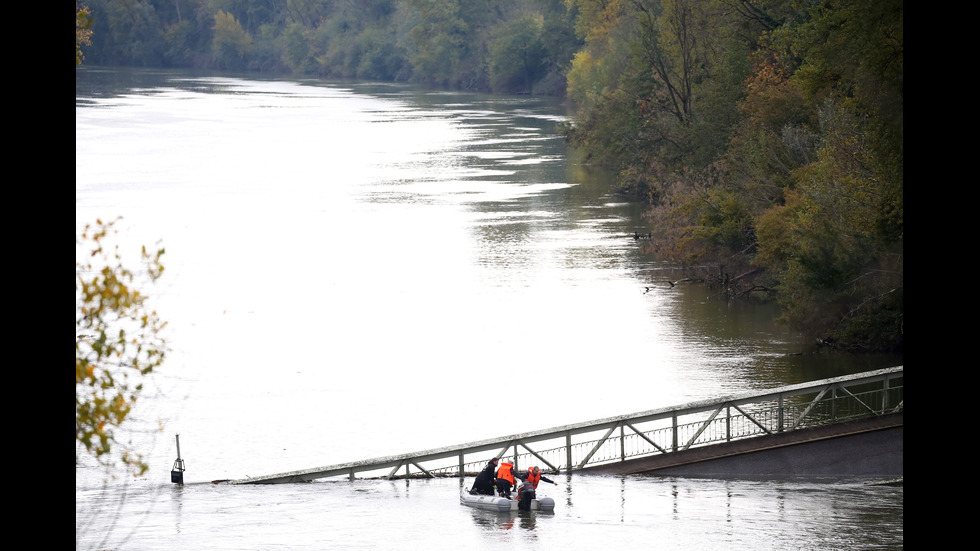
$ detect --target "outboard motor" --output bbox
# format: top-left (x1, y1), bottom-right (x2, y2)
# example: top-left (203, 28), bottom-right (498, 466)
top-left (517, 480), bottom-right (536, 511)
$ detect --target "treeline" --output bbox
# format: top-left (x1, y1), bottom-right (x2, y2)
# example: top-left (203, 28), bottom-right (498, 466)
top-left (561, 0), bottom-right (902, 352)
top-left (76, 0), bottom-right (903, 352)
top-left (78, 0), bottom-right (581, 95)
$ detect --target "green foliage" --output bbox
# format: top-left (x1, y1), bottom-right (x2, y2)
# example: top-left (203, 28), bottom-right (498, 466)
top-left (282, 22), bottom-right (317, 73)
top-left (536, 0), bottom-right (582, 94)
top-left (76, 219), bottom-right (168, 476)
top-left (488, 12), bottom-right (547, 93)
top-left (563, 0), bottom-right (748, 201)
top-left (406, 0), bottom-right (478, 87)
top-left (564, 0), bottom-right (902, 349)
top-left (753, 98), bottom-right (902, 349)
top-left (679, 185), bottom-right (756, 261)
top-left (163, 20), bottom-right (200, 67)
top-left (212, 9), bottom-right (253, 69)
top-left (564, 0), bottom-right (632, 110)
top-left (98, 0), bottom-right (167, 66)
top-left (80, 0), bottom-right (580, 94)
top-left (355, 27), bottom-right (408, 80)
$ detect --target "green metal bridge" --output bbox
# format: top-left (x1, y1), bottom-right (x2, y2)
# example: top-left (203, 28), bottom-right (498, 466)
top-left (229, 366), bottom-right (903, 484)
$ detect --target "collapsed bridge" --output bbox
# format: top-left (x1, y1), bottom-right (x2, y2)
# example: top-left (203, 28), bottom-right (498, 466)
top-left (226, 366), bottom-right (903, 484)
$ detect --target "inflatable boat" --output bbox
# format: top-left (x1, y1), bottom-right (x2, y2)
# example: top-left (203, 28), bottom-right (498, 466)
top-left (459, 486), bottom-right (555, 513)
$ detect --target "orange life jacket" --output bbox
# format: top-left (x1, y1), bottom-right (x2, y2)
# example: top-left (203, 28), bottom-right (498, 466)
top-left (526, 468), bottom-right (541, 488)
top-left (497, 463), bottom-right (516, 484)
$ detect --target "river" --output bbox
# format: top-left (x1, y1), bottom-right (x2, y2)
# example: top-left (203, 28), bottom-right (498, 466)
top-left (75, 67), bottom-right (902, 550)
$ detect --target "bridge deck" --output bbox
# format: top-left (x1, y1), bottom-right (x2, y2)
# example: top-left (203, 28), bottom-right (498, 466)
top-left (581, 412), bottom-right (903, 477)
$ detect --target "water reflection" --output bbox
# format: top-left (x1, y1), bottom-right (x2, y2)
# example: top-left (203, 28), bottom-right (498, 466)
top-left (467, 508), bottom-right (545, 534)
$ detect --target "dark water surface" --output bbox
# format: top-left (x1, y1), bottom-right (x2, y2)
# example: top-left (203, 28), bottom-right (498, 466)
top-left (76, 67), bottom-right (901, 550)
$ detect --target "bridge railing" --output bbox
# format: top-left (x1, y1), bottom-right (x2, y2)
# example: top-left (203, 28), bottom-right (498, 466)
top-left (233, 366), bottom-right (902, 483)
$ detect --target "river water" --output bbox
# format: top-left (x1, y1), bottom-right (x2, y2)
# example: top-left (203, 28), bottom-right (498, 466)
top-left (75, 67), bottom-right (902, 550)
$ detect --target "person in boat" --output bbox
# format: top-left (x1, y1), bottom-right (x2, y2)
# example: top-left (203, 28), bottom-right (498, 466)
top-left (523, 466), bottom-right (558, 489)
top-left (494, 460), bottom-right (525, 498)
top-left (514, 466), bottom-right (558, 511)
top-left (469, 458), bottom-right (499, 495)
top-left (516, 478), bottom-right (537, 511)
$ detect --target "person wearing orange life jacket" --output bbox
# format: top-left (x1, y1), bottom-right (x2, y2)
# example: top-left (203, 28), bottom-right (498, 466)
top-left (515, 466), bottom-right (559, 511)
top-left (494, 461), bottom-right (525, 498)
top-left (523, 466), bottom-right (557, 489)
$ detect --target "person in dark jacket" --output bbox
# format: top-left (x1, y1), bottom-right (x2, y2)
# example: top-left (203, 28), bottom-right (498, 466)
top-left (469, 458), bottom-right (499, 495)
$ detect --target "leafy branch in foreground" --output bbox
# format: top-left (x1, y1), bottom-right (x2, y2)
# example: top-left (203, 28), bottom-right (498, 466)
top-left (76, 218), bottom-right (167, 476)
top-left (76, 2), bottom-right (93, 65)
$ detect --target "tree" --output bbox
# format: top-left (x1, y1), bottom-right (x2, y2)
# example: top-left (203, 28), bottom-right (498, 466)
top-left (407, 0), bottom-right (472, 87)
top-left (99, 0), bottom-right (167, 66)
top-left (282, 21), bottom-right (316, 73)
top-left (76, 2), bottom-right (93, 65)
top-left (489, 12), bottom-right (547, 93)
top-left (212, 9), bottom-right (253, 69)
top-left (76, 218), bottom-right (167, 477)
top-left (753, 98), bottom-right (903, 348)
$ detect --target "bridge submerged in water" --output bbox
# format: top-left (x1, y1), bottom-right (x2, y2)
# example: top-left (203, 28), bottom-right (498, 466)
top-left (230, 366), bottom-right (903, 484)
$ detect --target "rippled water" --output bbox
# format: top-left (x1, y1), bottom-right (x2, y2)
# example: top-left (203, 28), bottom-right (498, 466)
top-left (76, 67), bottom-right (901, 550)
top-left (76, 474), bottom-right (902, 550)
